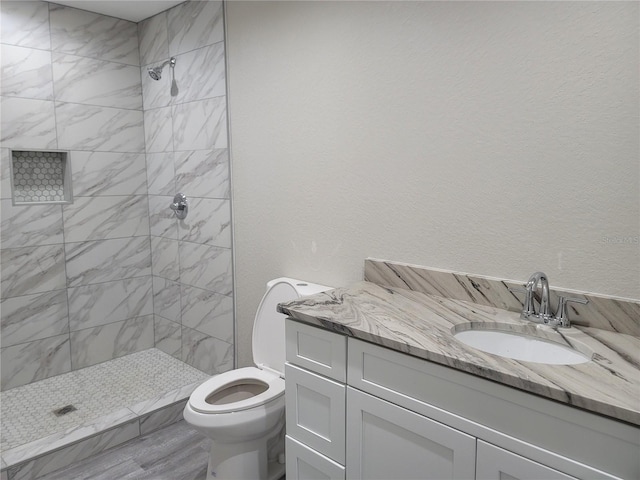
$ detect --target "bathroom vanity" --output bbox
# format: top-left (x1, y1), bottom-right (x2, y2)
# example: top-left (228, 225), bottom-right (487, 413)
top-left (279, 263), bottom-right (640, 480)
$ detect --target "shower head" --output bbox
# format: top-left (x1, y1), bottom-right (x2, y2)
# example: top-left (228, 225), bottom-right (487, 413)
top-left (147, 57), bottom-right (176, 81)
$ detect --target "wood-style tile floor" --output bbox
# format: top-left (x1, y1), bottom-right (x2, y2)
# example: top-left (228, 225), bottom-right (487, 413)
top-left (38, 421), bottom-right (209, 480)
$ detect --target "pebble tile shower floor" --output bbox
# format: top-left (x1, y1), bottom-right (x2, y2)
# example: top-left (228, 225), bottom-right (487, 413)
top-left (1, 349), bottom-right (208, 453)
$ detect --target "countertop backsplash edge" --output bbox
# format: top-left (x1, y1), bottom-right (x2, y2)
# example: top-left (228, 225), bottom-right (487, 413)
top-left (364, 258), bottom-right (640, 337)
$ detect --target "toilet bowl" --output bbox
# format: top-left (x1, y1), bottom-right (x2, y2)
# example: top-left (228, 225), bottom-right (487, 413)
top-left (183, 277), bottom-right (331, 480)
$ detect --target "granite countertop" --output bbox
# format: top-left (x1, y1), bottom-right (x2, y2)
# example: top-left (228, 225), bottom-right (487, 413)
top-left (278, 281), bottom-right (640, 426)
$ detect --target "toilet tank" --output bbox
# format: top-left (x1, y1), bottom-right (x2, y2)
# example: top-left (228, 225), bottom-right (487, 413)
top-left (252, 277), bottom-right (332, 377)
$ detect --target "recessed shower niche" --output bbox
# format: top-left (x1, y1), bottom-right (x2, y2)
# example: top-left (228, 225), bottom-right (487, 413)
top-left (9, 149), bottom-right (73, 205)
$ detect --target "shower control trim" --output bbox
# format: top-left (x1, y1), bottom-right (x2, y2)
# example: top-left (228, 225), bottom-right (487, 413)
top-left (170, 193), bottom-right (188, 219)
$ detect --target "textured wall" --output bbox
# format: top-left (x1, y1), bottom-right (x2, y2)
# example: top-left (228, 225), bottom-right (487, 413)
top-left (139, 0), bottom-right (234, 375)
top-left (226, 1), bottom-right (639, 366)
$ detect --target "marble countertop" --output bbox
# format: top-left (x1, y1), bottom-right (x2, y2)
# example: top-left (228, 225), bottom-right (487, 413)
top-left (278, 281), bottom-right (640, 426)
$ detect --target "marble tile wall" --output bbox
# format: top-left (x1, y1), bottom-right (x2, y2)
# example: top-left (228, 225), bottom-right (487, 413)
top-left (139, 0), bottom-right (234, 375)
top-left (0, 1), bottom-right (151, 390)
top-left (0, 0), bottom-right (234, 389)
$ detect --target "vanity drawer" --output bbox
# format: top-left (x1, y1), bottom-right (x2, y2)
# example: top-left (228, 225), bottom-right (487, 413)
top-left (285, 363), bottom-right (346, 464)
top-left (286, 435), bottom-right (345, 480)
top-left (286, 319), bottom-right (346, 382)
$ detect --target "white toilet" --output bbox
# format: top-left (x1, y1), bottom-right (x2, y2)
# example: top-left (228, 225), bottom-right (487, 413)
top-left (183, 277), bottom-right (331, 480)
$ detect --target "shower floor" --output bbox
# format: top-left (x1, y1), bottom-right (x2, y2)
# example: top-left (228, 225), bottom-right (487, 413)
top-left (0, 348), bottom-right (209, 478)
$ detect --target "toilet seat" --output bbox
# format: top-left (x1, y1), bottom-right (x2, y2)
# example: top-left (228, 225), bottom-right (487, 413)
top-left (188, 367), bottom-right (284, 414)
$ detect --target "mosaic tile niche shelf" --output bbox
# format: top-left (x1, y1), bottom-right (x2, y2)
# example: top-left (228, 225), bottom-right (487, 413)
top-left (10, 150), bottom-right (72, 204)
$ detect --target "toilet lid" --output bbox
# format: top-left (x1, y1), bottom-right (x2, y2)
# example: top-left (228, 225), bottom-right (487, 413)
top-left (251, 279), bottom-right (300, 376)
top-left (189, 367), bottom-right (284, 414)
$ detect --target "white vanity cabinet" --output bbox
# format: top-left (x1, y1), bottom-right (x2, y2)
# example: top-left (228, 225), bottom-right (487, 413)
top-left (285, 319), bottom-right (638, 480)
top-left (285, 320), bottom-right (347, 479)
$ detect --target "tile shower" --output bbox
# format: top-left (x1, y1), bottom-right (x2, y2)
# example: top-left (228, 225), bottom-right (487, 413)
top-left (0, 1), bottom-right (232, 477)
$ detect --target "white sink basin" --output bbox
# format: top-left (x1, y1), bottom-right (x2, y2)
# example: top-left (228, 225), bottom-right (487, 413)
top-left (453, 327), bottom-right (591, 365)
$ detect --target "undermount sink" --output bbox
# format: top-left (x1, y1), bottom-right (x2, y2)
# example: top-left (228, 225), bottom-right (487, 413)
top-left (453, 324), bottom-right (592, 365)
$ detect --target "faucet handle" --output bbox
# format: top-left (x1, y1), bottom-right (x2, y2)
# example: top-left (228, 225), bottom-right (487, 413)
top-left (508, 286), bottom-right (536, 318)
top-left (553, 295), bottom-right (588, 328)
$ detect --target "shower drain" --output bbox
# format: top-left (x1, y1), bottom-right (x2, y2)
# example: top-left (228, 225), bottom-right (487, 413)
top-left (53, 404), bottom-right (77, 416)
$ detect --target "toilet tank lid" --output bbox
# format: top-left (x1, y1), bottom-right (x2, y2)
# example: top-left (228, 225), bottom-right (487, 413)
top-left (252, 277), bottom-right (332, 376)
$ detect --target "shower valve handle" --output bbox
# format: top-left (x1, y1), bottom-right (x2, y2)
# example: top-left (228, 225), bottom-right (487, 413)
top-left (169, 193), bottom-right (188, 219)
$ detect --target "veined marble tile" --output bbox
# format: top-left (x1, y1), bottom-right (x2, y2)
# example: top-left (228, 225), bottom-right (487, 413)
top-left (168, 1), bottom-right (224, 56)
top-left (139, 399), bottom-right (188, 435)
top-left (0, 244), bottom-right (65, 298)
top-left (173, 43), bottom-right (226, 104)
top-left (151, 237), bottom-right (180, 281)
top-left (1, 200), bottom-right (63, 248)
top-left (144, 108), bottom-right (174, 153)
top-left (172, 97), bottom-right (228, 151)
top-left (138, 12), bottom-right (169, 67)
top-left (181, 284), bottom-right (233, 343)
top-left (0, 45), bottom-right (53, 100)
top-left (6, 420), bottom-right (140, 480)
top-left (70, 316), bottom-right (154, 369)
top-left (62, 195), bottom-right (149, 242)
top-left (153, 315), bottom-right (181, 359)
top-left (141, 62), bottom-right (172, 110)
top-left (56, 103), bottom-right (144, 153)
top-left (1, 408), bottom-right (137, 468)
top-left (179, 242), bottom-right (232, 295)
top-left (130, 381), bottom-right (201, 418)
top-left (175, 149), bottom-right (229, 199)
top-left (178, 197), bottom-right (231, 248)
top-left (149, 195), bottom-right (177, 239)
top-left (68, 276), bottom-right (153, 331)
top-left (65, 237), bottom-right (151, 288)
top-left (146, 152), bottom-right (175, 195)
top-left (181, 326), bottom-right (233, 375)
top-left (364, 259), bottom-right (640, 336)
top-left (71, 151), bottom-right (147, 196)
top-left (0, 98), bottom-right (57, 149)
top-left (0, 1), bottom-right (50, 49)
top-left (1, 149), bottom-right (11, 200)
top-left (153, 276), bottom-right (181, 323)
top-left (52, 53), bottom-right (142, 110)
top-left (0, 334), bottom-right (71, 390)
top-left (0, 290), bottom-right (69, 348)
top-left (49, 4), bottom-right (140, 66)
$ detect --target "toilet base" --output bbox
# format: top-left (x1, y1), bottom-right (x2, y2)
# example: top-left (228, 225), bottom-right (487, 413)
top-left (206, 438), bottom-right (285, 480)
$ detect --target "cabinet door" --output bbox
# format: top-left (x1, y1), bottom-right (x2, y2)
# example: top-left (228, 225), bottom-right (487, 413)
top-left (285, 363), bottom-right (346, 463)
top-left (346, 387), bottom-right (476, 480)
top-left (476, 440), bottom-right (579, 480)
top-left (286, 436), bottom-right (345, 480)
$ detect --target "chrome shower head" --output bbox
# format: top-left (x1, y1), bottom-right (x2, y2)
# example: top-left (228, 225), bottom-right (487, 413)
top-left (147, 57), bottom-right (176, 81)
top-left (148, 67), bottom-right (162, 80)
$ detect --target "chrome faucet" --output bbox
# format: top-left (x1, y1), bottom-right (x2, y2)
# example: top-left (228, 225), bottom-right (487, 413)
top-left (510, 271), bottom-right (552, 323)
top-left (510, 271), bottom-right (588, 328)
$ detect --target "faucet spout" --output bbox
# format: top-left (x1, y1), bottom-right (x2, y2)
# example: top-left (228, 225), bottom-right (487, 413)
top-left (523, 271), bottom-right (551, 322)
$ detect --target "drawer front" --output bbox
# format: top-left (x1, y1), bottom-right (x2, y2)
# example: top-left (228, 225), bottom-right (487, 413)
top-left (286, 436), bottom-right (345, 480)
top-left (286, 319), bottom-right (346, 382)
top-left (285, 363), bottom-right (346, 464)
top-left (476, 440), bottom-right (578, 480)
